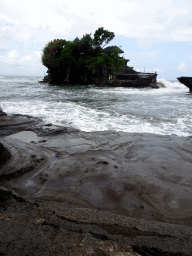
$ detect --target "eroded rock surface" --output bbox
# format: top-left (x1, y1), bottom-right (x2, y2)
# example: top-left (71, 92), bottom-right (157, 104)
top-left (0, 113), bottom-right (192, 255)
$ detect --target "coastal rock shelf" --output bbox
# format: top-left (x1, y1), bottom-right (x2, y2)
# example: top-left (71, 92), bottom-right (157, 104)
top-left (0, 113), bottom-right (192, 255)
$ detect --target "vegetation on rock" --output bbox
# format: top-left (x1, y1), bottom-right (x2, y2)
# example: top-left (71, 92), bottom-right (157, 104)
top-left (41, 28), bottom-right (126, 84)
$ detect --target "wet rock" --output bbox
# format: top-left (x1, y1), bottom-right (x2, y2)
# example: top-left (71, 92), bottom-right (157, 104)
top-left (0, 113), bottom-right (192, 255)
top-left (97, 161), bottom-right (109, 165)
top-left (0, 142), bottom-right (11, 166)
top-left (0, 107), bottom-right (7, 116)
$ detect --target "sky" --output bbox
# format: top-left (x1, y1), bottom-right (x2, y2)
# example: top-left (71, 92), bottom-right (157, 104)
top-left (1, 0), bottom-right (192, 80)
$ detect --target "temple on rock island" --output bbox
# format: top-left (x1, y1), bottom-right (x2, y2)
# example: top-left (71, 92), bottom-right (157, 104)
top-left (40, 28), bottom-right (158, 87)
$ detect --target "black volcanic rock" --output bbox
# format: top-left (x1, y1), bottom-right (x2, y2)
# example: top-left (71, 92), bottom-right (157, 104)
top-left (177, 76), bottom-right (192, 91)
top-left (0, 113), bottom-right (192, 255)
top-left (0, 108), bottom-right (7, 116)
top-left (0, 142), bottom-right (11, 166)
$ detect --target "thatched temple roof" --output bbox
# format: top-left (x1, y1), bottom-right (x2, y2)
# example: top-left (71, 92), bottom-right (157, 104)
top-left (103, 45), bottom-right (124, 54)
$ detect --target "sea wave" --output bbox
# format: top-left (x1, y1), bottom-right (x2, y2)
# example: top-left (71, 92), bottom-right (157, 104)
top-left (0, 77), bottom-right (192, 137)
top-left (1, 97), bottom-right (192, 137)
top-left (157, 78), bottom-right (187, 90)
top-left (0, 75), bottom-right (42, 84)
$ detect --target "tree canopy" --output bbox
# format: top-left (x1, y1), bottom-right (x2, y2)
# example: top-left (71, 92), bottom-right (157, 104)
top-left (41, 28), bottom-right (125, 84)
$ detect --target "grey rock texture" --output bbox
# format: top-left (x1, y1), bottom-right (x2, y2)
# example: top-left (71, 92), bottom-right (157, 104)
top-left (0, 113), bottom-right (192, 255)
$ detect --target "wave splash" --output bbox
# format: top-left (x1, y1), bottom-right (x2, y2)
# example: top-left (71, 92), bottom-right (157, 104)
top-left (157, 78), bottom-right (187, 90)
top-left (0, 77), bottom-right (192, 137)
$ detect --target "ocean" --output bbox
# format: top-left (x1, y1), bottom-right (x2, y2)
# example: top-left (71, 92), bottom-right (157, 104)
top-left (0, 75), bottom-right (191, 137)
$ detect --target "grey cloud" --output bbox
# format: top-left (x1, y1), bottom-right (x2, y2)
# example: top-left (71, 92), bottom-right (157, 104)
top-left (0, 29), bottom-right (14, 52)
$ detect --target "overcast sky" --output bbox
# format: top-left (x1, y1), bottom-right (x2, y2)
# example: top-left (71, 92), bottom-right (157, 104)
top-left (1, 0), bottom-right (192, 80)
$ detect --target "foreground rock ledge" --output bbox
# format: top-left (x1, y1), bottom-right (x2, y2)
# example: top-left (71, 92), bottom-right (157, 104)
top-left (0, 113), bottom-right (192, 256)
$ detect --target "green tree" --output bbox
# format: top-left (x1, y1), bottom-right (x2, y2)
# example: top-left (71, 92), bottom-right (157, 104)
top-left (42, 39), bottom-right (66, 68)
top-left (93, 27), bottom-right (115, 49)
top-left (41, 27), bottom-right (125, 83)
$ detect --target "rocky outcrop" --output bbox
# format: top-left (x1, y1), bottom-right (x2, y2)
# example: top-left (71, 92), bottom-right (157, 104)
top-left (0, 112), bottom-right (192, 255)
top-left (39, 72), bottom-right (51, 83)
top-left (0, 107), bottom-right (7, 116)
top-left (177, 76), bottom-right (192, 91)
top-left (0, 142), bottom-right (11, 166)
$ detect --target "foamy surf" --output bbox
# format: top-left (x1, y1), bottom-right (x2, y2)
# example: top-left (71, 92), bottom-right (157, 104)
top-left (157, 78), bottom-right (187, 90)
top-left (0, 76), bottom-right (192, 137)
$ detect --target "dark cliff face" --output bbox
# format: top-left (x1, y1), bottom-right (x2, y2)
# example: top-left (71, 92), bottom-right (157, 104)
top-left (177, 76), bottom-right (192, 91)
top-left (41, 67), bottom-right (143, 86)
top-left (42, 67), bottom-right (108, 85)
top-left (43, 68), bottom-right (94, 85)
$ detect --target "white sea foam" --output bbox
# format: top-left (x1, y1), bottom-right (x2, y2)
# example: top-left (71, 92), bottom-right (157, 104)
top-left (157, 78), bottom-right (187, 90)
top-left (1, 78), bottom-right (192, 137)
top-left (1, 97), bottom-right (191, 137)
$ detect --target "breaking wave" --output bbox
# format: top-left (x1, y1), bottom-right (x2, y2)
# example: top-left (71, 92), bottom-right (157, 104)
top-left (0, 76), bottom-right (192, 137)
